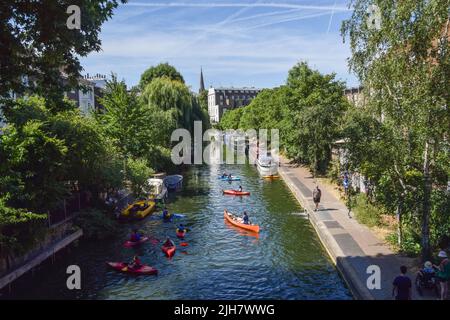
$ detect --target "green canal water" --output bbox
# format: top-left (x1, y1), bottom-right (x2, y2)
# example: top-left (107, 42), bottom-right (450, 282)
top-left (7, 163), bottom-right (351, 299)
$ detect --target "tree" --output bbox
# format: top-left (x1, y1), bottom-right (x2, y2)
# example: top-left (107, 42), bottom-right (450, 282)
top-left (239, 88), bottom-right (286, 131)
top-left (220, 108), bottom-right (244, 130)
top-left (126, 158), bottom-right (154, 197)
top-left (198, 89), bottom-right (208, 111)
top-left (0, 0), bottom-right (126, 104)
top-left (342, 0), bottom-right (449, 260)
top-left (139, 63), bottom-right (184, 90)
top-left (141, 76), bottom-right (193, 133)
top-left (0, 95), bottom-right (122, 212)
top-left (283, 62), bottom-right (349, 174)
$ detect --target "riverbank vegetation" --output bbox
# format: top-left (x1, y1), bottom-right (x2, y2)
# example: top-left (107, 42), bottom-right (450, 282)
top-left (0, 1), bottom-right (209, 253)
top-left (0, 62), bottom-right (210, 250)
top-left (220, 1), bottom-right (449, 260)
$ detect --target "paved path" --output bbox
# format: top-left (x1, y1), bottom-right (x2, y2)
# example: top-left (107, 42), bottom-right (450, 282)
top-left (278, 157), bottom-right (424, 300)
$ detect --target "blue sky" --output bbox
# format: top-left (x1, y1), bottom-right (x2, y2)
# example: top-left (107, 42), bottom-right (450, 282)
top-left (80, 0), bottom-right (360, 91)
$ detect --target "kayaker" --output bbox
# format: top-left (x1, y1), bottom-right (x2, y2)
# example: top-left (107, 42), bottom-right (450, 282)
top-left (238, 186), bottom-right (243, 192)
top-left (130, 229), bottom-right (142, 242)
top-left (177, 224), bottom-right (186, 233)
top-left (163, 237), bottom-right (175, 248)
top-left (221, 172), bottom-right (227, 178)
top-left (228, 173), bottom-right (232, 180)
top-left (162, 207), bottom-right (171, 220)
top-left (243, 211), bottom-right (249, 225)
top-left (128, 255), bottom-right (142, 270)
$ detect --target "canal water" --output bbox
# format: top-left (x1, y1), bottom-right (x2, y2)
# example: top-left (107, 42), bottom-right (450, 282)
top-left (7, 163), bottom-right (351, 299)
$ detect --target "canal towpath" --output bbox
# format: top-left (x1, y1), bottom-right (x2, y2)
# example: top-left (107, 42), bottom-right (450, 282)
top-left (278, 156), bottom-right (424, 300)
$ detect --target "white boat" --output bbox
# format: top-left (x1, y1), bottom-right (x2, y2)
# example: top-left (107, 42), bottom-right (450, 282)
top-left (257, 155), bottom-right (278, 177)
top-left (163, 175), bottom-right (183, 192)
top-left (147, 178), bottom-right (168, 200)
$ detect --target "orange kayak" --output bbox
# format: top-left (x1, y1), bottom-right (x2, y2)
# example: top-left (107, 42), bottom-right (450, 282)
top-left (224, 209), bottom-right (260, 233)
top-left (223, 189), bottom-right (250, 196)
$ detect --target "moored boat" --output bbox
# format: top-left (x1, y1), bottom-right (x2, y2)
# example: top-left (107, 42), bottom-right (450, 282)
top-left (164, 175), bottom-right (183, 192)
top-left (120, 199), bottom-right (155, 220)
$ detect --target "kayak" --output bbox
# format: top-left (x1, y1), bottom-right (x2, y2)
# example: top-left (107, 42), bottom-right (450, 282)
top-left (121, 199), bottom-right (155, 219)
top-left (219, 176), bottom-right (241, 181)
top-left (162, 213), bottom-right (186, 219)
top-left (176, 230), bottom-right (186, 238)
top-left (106, 262), bottom-right (158, 275)
top-left (123, 236), bottom-right (149, 248)
top-left (223, 189), bottom-right (250, 196)
top-left (162, 243), bottom-right (176, 257)
top-left (224, 209), bottom-right (260, 233)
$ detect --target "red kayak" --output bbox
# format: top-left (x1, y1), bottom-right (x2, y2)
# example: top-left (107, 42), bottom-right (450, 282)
top-left (123, 237), bottom-right (149, 248)
top-left (162, 243), bottom-right (176, 257)
top-left (223, 189), bottom-right (250, 196)
top-left (106, 262), bottom-right (158, 275)
top-left (176, 230), bottom-right (186, 238)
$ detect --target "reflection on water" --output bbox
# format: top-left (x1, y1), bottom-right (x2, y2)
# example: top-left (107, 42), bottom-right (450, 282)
top-left (6, 163), bottom-right (351, 300)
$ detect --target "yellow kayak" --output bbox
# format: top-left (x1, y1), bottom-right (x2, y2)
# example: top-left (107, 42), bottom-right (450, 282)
top-left (262, 175), bottom-right (280, 180)
top-left (121, 199), bottom-right (155, 219)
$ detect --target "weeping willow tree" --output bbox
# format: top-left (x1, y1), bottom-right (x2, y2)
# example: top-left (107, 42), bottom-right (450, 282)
top-left (342, 0), bottom-right (449, 260)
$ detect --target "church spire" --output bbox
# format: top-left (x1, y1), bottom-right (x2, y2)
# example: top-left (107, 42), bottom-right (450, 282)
top-left (199, 67), bottom-right (205, 93)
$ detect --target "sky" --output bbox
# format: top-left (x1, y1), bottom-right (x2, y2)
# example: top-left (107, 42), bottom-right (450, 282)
top-left (80, 0), bottom-right (360, 92)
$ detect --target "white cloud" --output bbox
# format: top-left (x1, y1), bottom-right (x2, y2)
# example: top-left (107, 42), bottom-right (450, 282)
top-left (81, 0), bottom-right (358, 89)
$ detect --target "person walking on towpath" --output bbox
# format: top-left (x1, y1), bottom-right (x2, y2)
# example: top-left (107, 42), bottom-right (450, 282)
top-left (312, 186), bottom-right (322, 211)
top-left (392, 265), bottom-right (412, 300)
top-left (434, 250), bottom-right (450, 300)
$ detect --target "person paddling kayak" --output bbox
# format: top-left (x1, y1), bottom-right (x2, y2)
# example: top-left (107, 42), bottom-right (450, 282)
top-left (127, 255), bottom-right (142, 270)
top-left (243, 211), bottom-right (249, 225)
top-left (162, 207), bottom-right (172, 220)
top-left (238, 185), bottom-right (243, 192)
top-left (177, 224), bottom-right (187, 233)
top-left (163, 237), bottom-right (175, 248)
top-left (130, 229), bottom-right (142, 242)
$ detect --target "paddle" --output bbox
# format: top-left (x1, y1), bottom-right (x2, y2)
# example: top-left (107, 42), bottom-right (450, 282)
top-left (147, 236), bottom-right (161, 245)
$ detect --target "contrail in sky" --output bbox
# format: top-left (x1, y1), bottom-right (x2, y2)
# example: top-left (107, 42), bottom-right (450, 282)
top-left (126, 2), bottom-right (351, 12)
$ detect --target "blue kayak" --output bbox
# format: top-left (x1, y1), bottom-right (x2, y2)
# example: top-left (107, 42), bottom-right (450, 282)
top-left (218, 176), bottom-right (241, 181)
top-left (150, 213), bottom-right (186, 220)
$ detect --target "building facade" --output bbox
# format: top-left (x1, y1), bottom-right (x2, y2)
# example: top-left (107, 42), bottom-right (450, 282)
top-left (344, 86), bottom-right (365, 107)
top-left (208, 87), bottom-right (261, 123)
top-left (64, 74), bottom-right (107, 114)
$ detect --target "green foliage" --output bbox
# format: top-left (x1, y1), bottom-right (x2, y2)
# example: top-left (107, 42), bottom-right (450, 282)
top-left (142, 76), bottom-right (193, 132)
top-left (73, 208), bottom-right (119, 240)
top-left (126, 158), bottom-right (154, 197)
top-left (220, 108), bottom-right (244, 130)
top-left (0, 99), bottom-right (70, 211)
top-left (430, 190), bottom-right (450, 248)
top-left (198, 90), bottom-right (208, 111)
top-left (192, 94), bottom-right (211, 130)
top-left (0, 96), bottom-right (124, 212)
top-left (341, 0), bottom-right (450, 259)
top-left (0, 0), bottom-right (125, 105)
top-left (0, 197), bottom-right (47, 255)
top-left (351, 193), bottom-right (381, 227)
top-left (139, 63), bottom-right (184, 89)
top-left (220, 62), bottom-right (349, 174)
top-left (283, 62), bottom-right (349, 173)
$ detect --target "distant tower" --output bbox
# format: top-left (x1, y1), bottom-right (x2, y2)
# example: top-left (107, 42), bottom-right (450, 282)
top-left (199, 67), bottom-right (205, 93)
